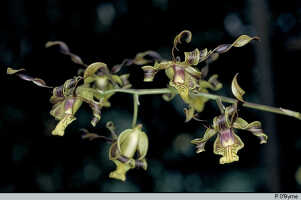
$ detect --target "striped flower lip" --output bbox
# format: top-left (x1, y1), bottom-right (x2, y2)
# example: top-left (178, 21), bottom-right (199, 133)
top-left (191, 102), bottom-right (268, 165)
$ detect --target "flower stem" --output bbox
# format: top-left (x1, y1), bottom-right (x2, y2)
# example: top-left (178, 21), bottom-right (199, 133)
top-left (99, 88), bottom-right (301, 120)
top-left (132, 94), bottom-right (140, 128)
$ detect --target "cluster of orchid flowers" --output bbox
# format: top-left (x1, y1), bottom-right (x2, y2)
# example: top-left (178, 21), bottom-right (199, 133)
top-left (7, 30), bottom-right (300, 181)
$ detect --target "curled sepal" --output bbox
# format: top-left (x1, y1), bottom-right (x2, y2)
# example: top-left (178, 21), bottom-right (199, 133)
top-left (84, 62), bottom-right (108, 83)
top-left (45, 41), bottom-right (85, 66)
top-left (213, 130), bottom-right (244, 164)
top-left (191, 128), bottom-right (217, 153)
top-left (173, 30), bottom-right (192, 51)
top-left (52, 115), bottom-right (76, 136)
top-left (231, 73), bottom-right (245, 102)
top-left (89, 102), bottom-right (102, 127)
top-left (172, 30), bottom-right (192, 60)
top-left (184, 48), bottom-right (200, 65)
top-left (142, 66), bottom-right (157, 82)
top-left (7, 67), bottom-right (52, 88)
top-left (233, 117), bottom-right (268, 144)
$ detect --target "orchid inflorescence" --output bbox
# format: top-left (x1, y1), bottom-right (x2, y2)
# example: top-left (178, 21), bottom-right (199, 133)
top-left (7, 30), bottom-right (301, 181)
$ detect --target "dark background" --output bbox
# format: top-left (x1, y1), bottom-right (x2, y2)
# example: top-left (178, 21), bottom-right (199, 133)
top-left (0, 0), bottom-right (301, 192)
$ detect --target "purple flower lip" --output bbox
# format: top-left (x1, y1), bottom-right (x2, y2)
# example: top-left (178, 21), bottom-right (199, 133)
top-left (219, 128), bottom-right (235, 147)
top-left (173, 65), bottom-right (185, 83)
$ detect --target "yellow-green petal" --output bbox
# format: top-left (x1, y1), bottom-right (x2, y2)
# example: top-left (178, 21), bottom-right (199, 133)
top-left (231, 73), bottom-right (245, 102)
top-left (191, 128), bottom-right (217, 153)
top-left (184, 48), bottom-right (200, 66)
top-left (233, 117), bottom-right (268, 144)
top-left (84, 62), bottom-right (107, 82)
top-left (137, 131), bottom-right (149, 160)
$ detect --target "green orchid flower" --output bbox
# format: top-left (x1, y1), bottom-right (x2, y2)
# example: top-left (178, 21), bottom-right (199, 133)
top-left (82, 122), bottom-right (149, 182)
top-left (141, 30), bottom-right (259, 122)
top-left (191, 74), bottom-right (268, 164)
top-left (191, 102), bottom-right (267, 164)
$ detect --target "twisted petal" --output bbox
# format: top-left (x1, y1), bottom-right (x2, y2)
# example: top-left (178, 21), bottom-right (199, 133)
top-left (200, 35), bottom-right (259, 64)
top-left (111, 51), bottom-right (161, 73)
top-left (233, 117), bottom-right (268, 144)
top-left (81, 128), bottom-right (114, 142)
top-left (7, 67), bottom-right (52, 88)
top-left (231, 73), bottom-right (245, 102)
top-left (213, 130), bottom-right (244, 164)
top-left (212, 35), bottom-right (259, 54)
top-left (173, 30), bottom-right (192, 51)
top-left (89, 103), bottom-right (102, 127)
top-left (45, 41), bottom-right (85, 66)
top-left (191, 128), bottom-right (217, 153)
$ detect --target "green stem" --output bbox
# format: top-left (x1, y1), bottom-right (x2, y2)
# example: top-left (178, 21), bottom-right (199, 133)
top-left (98, 88), bottom-right (301, 120)
top-left (132, 94), bottom-right (140, 128)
